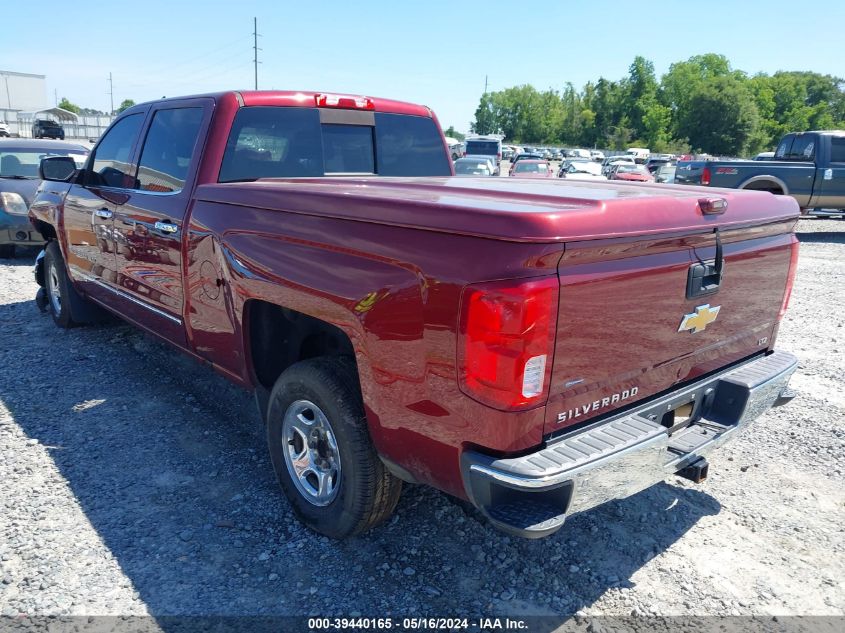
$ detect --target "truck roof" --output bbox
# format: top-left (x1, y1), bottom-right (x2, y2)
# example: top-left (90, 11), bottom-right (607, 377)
top-left (125, 90), bottom-right (434, 118)
top-left (197, 177), bottom-right (799, 243)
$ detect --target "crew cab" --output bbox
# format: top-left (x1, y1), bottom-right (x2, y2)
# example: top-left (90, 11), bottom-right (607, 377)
top-left (675, 131), bottom-right (845, 213)
top-left (29, 90), bottom-right (799, 540)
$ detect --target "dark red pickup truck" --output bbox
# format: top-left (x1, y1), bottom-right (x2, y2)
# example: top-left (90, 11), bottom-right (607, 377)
top-left (29, 90), bottom-right (800, 539)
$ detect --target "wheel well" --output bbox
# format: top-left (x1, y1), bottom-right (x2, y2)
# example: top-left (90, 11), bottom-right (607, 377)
top-left (31, 220), bottom-right (57, 241)
top-left (741, 180), bottom-right (784, 195)
top-left (246, 300), bottom-right (355, 390)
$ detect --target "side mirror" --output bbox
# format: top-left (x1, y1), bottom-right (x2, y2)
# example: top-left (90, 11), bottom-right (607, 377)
top-left (40, 156), bottom-right (77, 182)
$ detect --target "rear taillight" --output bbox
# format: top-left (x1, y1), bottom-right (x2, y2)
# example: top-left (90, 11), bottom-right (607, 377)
top-left (701, 167), bottom-right (711, 186)
top-left (779, 238), bottom-right (800, 319)
top-left (458, 277), bottom-right (558, 411)
top-left (315, 93), bottom-right (375, 110)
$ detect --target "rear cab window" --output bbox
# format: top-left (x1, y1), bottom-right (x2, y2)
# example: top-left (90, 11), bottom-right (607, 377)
top-left (218, 107), bottom-right (450, 182)
top-left (464, 139), bottom-right (500, 159)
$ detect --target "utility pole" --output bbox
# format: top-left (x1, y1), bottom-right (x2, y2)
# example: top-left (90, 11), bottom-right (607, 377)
top-left (484, 75), bottom-right (488, 95)
top-left (107, 72), bottom-right (114, 115)
top-left (253, 17), bottom-right (261, 90)
top-left (54, 89), bottom-right (58, 106)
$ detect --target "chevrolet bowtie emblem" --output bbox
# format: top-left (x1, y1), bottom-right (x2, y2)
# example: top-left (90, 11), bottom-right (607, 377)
top-left (678, 304), bottom-right (721, 333)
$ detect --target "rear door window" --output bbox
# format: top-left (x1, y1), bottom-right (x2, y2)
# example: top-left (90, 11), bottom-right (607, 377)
top-left (135, 107), bottom-right (204, 193)
top-left (218, 107), bottom-right (450, 182)
top-left (829, 137), bottom-right (845, 164)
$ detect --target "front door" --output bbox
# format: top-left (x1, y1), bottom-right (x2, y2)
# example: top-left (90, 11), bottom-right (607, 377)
top-left (112, 103), bottom-right (208, 346)
top-left (62, 112), bottom-right (145, 300)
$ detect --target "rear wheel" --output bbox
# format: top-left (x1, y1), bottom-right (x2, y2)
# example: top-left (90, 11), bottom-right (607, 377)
top-left (266, 357), bottom-right (402, 538)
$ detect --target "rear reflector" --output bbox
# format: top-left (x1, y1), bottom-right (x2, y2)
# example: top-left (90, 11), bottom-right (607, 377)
top-left (458, 277), bottom-right (558, 411)
top-left (315, 93), bottom-right (375, 110)
top-left (779, 238), bottom-right (800, 319)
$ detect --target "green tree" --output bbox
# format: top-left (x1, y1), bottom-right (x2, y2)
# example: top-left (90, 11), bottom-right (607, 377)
top-left (57, 98), bottom-right (80, 114)
top-left (471, 93), bottom-right (497, 135)
top-left (116, 99), bottom-right (136, 114)
top-left (676, 76), bottom-right (759, 155)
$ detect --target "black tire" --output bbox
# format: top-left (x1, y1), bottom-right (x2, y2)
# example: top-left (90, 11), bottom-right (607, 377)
top-left (0, 244), bottom-right (14, 258)
top-left (266, 357), bottom-right (402, 538)
top-left (43, 242), bottom-right (104, 328)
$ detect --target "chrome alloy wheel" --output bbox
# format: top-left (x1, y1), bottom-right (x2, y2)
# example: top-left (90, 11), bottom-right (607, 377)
top-left (47, 261), bottom-right (62, 315)
top-left (282, 399), bottom-right (342, 506)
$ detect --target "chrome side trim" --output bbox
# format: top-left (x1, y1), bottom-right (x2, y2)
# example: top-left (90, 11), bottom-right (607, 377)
top-left (75, 269), bottom-right (182, 325)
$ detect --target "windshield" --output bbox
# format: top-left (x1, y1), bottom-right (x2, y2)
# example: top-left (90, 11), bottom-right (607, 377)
top-left (0, 148), bottom-right (88, 178)
top-left (514, 162), bottom-right (548, 174)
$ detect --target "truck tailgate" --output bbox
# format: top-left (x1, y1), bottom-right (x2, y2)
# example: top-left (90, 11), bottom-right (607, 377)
top-left (546, 201), bottom-right (798, 435)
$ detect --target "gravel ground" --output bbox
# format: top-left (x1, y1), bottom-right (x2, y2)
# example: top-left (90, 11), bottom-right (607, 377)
top-left (0, 219), bottom-right (842, 622)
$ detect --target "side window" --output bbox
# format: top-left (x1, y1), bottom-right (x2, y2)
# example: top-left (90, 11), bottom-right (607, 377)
top-left (774, 135), bottom-right (793, 160)
top-left (787, 135), bottom-right (815, 161)
top-left (136, 107), bottom-right (204, 193)
top-left (89, 114), bottom-right (144, 188)
top-left (219, 107), bottom-right (322, 182)
top-left (829, 137), bottom-right (845, 164)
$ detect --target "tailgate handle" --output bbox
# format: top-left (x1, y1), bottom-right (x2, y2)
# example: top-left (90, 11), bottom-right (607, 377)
top-left (687, 230), bottom-right (724, 299)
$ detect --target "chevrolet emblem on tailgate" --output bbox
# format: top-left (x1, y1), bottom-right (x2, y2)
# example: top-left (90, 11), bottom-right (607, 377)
top-left (678, 304), bottom-right (721, 333)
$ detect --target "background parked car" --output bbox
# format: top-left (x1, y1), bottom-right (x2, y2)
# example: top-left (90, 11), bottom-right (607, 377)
top-left (601, 155), bottom-right (635, 176)
top-left (463, 154), bottom-right (498, 175)
top-left (559, 161), bottom-right (607, 180)
top-left (0, 138), bottom-right (89, 257)
top-left (0, 122), bottom-right (9, 138)
top-left (509, 152), bottom-right (545, 174)
top-left (464, 136), bottom-right (502, 166)
top-left (32, 119), bottom-right (65, 140)
top-left (453, 157), bottom-right (495, 176)
top-left (590, 150), bottom-right (605, 162)
top-left (655, 164), bottom-right (676, 183)
top-left (609, 163), bottom-right (655, 182)
top-left (510, 159), bottom-right (554, 178)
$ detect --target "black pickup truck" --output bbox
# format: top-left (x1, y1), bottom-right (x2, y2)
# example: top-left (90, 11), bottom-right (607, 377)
top-left (675, 131), bottom-right (845, 213)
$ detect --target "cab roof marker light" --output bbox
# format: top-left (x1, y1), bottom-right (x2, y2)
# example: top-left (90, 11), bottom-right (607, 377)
top-left (315, 93), bottom-right (375, 110)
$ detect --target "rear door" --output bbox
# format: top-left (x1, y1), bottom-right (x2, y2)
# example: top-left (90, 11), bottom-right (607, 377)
top-left (62, 112), bottom-right (146, 301)
top-left (111, 100), bottom-right (210, 345)
top-left (811, 134), bottom-right (845, 209)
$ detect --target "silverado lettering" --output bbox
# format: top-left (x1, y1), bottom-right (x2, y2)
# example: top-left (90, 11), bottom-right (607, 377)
top-left (556, 388), bottom-right (640, 424)
top-left (28, 89), bottom-right (800, 539)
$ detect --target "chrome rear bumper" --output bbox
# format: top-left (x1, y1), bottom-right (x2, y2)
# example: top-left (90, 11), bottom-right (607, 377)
top-left (461, 350), bottom-right (798, 538)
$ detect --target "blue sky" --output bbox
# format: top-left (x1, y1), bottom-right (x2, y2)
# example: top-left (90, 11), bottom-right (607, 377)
top-left (2, 0), bottom-right (842, 132)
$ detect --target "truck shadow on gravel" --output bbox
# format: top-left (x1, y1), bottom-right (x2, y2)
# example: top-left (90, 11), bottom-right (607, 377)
top-left (1, 300), bottom-right (722, 625)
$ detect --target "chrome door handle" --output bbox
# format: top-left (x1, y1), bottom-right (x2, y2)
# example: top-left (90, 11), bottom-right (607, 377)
top-left (94, 208), bottom-right (113, 219)
top-left (154, 221), bottom-right (179, 234)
